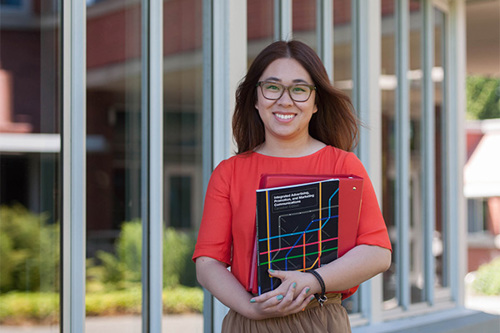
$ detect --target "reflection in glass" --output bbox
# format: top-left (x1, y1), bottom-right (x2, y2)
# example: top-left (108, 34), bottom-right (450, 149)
top-left (408, 0), bottom-right (425, 305)
top-left (333, 0), bottom-right (357, 313)
top-left (163, 0), bottom-right (204, 331)
top-left (434, 8), bottom-right (447, 290)
top-left (293, 0), bottom-right (317, 49)
top-left (0, 1), bottom-right (60, 331)
top-left (333, 0), bottom-right (353, 97)
top-left (248, 0), bottom-right (274, 63)
top-left (380, 0), bottom-right (397, 309)
top-left (86, 2), bottom-right (142, 332)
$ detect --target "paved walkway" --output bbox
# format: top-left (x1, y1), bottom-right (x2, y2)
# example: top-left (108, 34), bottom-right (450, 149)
top-left (0, 314), bottom-right (203, 333)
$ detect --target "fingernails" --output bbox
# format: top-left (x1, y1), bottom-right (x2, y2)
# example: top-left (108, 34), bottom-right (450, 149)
top-left (276, 294), bottom-right (284, 301)
top-left (269, 269), bottom-right (275, 273)
top-left (305, 287), bottom-right (310, 294)
top-left (292, 282), bottom-right (297, 288)
top-left (250, 299), bottom-right (256, 303)
top-left (310, 295), bottom-right (316, 301)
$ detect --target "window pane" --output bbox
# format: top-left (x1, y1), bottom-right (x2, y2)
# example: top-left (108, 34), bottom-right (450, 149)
top-left (86, 2), bottom-right (142, 331)
top-left (380, 0), bottom-right (397, 309)
top-left (409, 0), bottom-right (424, 305)
top-left (334, 0), bottom-right (357, 313)
top-left (333, 0), bottom-right (353, 97)
top-left (0, 2), bottom-right (61, 331)
top-left (434, 7), bottom-right (447, 290)
top-left (248, 0), bottom-right (273, 67)
top-left (293, 0), bottom-right (317, 49)
top-left (163, 0), bottom-right (204, 331)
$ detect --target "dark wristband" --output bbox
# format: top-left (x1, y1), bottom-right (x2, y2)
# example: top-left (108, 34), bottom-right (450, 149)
top-left (307, 270), bottom-right (327, 306)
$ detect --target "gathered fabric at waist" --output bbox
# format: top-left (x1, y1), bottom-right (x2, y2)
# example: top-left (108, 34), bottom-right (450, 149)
top-left (222, 293), bottom-right (351, 333)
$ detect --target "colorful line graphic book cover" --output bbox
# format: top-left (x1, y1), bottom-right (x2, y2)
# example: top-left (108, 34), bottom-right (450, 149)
top-left (251, 174), bottom-right (363, 295)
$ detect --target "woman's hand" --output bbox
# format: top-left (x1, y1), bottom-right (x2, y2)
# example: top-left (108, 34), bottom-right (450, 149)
top-left (248, 269), bottom-right (318, 319)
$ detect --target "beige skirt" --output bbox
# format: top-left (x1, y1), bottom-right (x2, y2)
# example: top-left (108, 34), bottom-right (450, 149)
top-left (221, 293), bottom-right (351, 333)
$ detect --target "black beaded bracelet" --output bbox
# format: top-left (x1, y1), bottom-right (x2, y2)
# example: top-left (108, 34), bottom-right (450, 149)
top-left (307, 270), bottom-right (327, 306)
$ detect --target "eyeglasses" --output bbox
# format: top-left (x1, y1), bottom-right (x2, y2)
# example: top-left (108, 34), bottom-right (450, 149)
top-left (257, 81), bottom-right (316, 102)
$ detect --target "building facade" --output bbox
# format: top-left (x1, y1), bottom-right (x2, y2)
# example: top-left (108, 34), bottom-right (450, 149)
top-left (0, 0), bottom-right (499, 332)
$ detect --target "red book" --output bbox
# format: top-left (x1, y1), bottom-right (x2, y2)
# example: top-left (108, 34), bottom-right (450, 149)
top-left (247, 174), bottom-right (363, 298)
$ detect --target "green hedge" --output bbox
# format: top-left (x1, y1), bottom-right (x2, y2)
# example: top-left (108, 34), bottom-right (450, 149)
top-left (0, 204), bottom-right (59, 293)
top-left (472, 256), bottom-right (500, 296)
top-left (0, 286), bottom-right (203, 324)
top-left (92, 220), bottom-right (197, 290)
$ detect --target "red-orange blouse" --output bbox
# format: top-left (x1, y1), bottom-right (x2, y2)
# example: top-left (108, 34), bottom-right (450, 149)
top-left (192, 146), bottom-right (391, 298)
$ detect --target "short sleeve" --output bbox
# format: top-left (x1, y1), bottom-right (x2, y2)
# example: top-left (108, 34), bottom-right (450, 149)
top-left (192, 160), bottom-right (234, 265)
top-left (342, 153), bottom-right (392, 251)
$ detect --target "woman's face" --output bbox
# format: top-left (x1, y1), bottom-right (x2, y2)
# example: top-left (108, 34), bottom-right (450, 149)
top-left (255, 58), bottom-right (317, 144)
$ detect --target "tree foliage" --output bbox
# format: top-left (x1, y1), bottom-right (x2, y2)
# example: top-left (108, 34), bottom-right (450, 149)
top-left (466, 76), bottom-right (500, 120)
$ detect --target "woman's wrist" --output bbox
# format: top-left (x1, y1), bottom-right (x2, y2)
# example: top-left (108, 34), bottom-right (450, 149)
top-left (306, 269), bottom-right (327, 306)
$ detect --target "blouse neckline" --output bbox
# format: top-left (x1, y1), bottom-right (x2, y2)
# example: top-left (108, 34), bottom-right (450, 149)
top-left (251, 145), bottom-right (329, 159)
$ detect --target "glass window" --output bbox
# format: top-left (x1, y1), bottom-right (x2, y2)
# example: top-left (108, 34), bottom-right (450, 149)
top-left (0, 1), bottom-right (61, 331)
top-left (409, 0), bottom-right (425, 305)
top-left (163, 0), bottom-right (204, 331)
top-left (247, 0), bottom-right (274, 62)
top-left (433, 6), bottom-right (448, 291)
top-left (380, 0), bottom-right (398, 309)
top-left (333, 0), bottom-right (353, 97)
top-left (292, 0), bottom-right (317, 49)
top-left (86, 2), bottom-right (143, 331)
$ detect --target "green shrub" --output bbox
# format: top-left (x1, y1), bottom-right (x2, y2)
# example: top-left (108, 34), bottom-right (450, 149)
top-left (116, 219), bottom-right (142, 283)
top-left (472, 256), bottom-right (500, 295)
top-left (163, 286), bottom-right (203, 313)
top-left (0, 292), bottom-right (59, 325)
top-left (0, 287), bottom-right (203, 324)
top-left (0, 204), bottom-right (59, 293)
top-left (163, 228), bottom-right (197, 288)
top-left (86, 288), bottom-right (142, 316)
top-left (0, 231), bottom-right (14, 290)
top-left (97, 221), bottom-right (197, 289)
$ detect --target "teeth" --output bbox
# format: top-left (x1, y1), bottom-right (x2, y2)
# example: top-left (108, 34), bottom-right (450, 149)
top-left (275, 113), bottom-right (295, 120)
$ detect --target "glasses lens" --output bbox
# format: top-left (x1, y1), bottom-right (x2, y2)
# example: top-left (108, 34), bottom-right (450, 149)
top-left (261, 82), bottom-right (284, 99)
top-left (290, 85), bottom-right (311, 102)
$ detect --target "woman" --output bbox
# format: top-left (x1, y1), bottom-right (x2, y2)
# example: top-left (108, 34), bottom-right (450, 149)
top-left (193, 40), bottom-right (391, 332)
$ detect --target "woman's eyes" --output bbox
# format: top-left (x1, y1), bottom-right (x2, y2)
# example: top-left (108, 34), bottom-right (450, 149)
top-left (292, 86), bottom-right (307, 93)
top-left (265, 84), bottom-right (281, 91)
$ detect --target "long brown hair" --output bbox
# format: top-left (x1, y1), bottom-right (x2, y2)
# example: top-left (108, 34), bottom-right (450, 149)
top-left (232, 40), bottom-right (359, 154)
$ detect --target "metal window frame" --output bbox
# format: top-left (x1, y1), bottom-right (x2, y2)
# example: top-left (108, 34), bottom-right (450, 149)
top-left (352, 0), bottom-right (383, 324)
top-left (141, 0), bottom-right (164, 331)
top-left (446, 0), bottom-right (466, 307)
top-left (422, 0), bottom-right (436, 306)
top-left (274, 0), bottom-right (292, 41)
top-left (395, 0), bottom-right (411, 312)
top-left (316, 0), bottom-right (334, 81)
top-left (204, 1), bottom-right (247, 332)
top-left (61, 0), bottom-right (86, 331)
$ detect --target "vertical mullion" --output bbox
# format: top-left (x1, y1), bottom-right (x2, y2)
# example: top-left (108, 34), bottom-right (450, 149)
top-left (422, 0), bottom-right (435, 306)
top-left (141, 0), bottom-right (163, 331)
top-left (316, 0), bottom-right (333, 81)
top-left (61, 0), bottom-right (86, 331)
top-left (447, 0), bottom-right (466, 306)
top-left (440, 11), bottom-right (449, 288)
top-left (353, 0), bottom-right (382, 323)
top-left (274, 0), bottom-right (292, 41)
top-left (395, 0), bottom-right (411, 311)
top-left (210, 1), bottom-right (247, 332)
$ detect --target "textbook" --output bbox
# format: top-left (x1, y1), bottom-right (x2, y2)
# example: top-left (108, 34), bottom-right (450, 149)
top-left (249, 174), bottom-right (363, 295)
